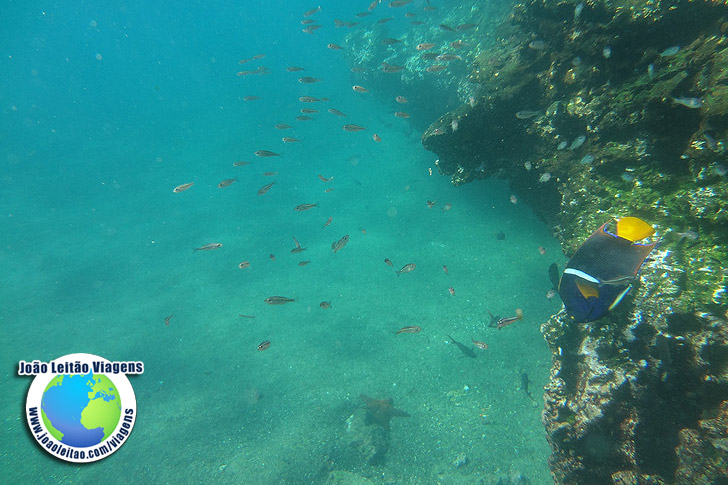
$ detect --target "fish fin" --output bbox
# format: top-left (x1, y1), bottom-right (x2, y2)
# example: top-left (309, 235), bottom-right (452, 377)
top-left (616, 217), bottom-right (654, 242)
top-left (575, 279), bottom-right (600, 299)
top-left (600, 275), bottom-right (636, 286)
top-left (608, 286), bottom-right (632, 311)
top-left (548, 263), bottom-right (560, 289)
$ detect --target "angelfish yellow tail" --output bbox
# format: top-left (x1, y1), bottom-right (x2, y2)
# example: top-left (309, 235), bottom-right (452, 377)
top-left (616, 217), bottom-right (654, 242)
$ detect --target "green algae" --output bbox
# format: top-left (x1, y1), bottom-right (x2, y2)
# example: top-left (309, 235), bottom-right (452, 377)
top-left (422, 5), bottom-right (728, 474)
top-left (424, 0), bottom-right (728, 316)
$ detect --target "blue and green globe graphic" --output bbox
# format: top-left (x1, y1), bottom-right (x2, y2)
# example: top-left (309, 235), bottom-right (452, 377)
top-left (40, 372), bottom-right (121, 447)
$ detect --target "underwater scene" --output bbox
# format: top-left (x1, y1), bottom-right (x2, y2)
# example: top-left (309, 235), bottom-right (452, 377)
top-left (2, 0), bottom-right (727, 483)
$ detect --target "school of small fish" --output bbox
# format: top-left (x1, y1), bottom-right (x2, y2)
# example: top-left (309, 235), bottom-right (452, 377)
top-left (167, 1), bottom-right (540, 354)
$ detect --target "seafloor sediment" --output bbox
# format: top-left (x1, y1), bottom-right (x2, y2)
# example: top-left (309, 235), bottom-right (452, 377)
top-left (417, 0), bottom-right (728, 482)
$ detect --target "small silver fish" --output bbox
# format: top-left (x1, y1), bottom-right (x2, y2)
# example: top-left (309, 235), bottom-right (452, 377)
top-left (396, 263), bottom-right (416, 276)
top-left (294, 203), bottom-right (318, 211)
top-left (255, 150), bottom-right (280, 157)
top-left (568, 135), bottom-right (586, 150)
top-left (264, 296), bottom-right (295, 305)
top-left (648, 63), bottom-right (656, 80)
top-left (515, 110), bottom-right (541, 120)
top-left (291, 236), bottom-right (306, 253)
top-left (173, 182), bottom-right (194, 193)
top-left (579, 154), bottom-right (595, 165)
top-left (217, 178), bottom-right (237, 188)
top-left (257, 182), bottom-right (275, 196)
top-left (659, 46), bottom-right (680, 57)
top-left (195, 243), bottom-right (222, 251)
top-left (381, 62), bottom-right (405, 73)
top-left (671, 97), bottom-right (702, 109)
top-left (674, 230), bottom-right (698, 242)
top-left (332, 235), bottom-right (349, 253)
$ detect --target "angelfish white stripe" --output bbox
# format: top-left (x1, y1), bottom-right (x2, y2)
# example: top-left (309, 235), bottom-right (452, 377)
top-left (563, 268), bottom-right (600, 283)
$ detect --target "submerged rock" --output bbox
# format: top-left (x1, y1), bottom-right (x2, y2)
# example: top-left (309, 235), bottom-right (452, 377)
top-left (675, 401), bottom-right (728, 483)
top-left (344, 407), bottom-right (390, 465)
top-left (451, 452), bottom-right (469, 468)
top-left (325, 470), bottom-right (374, 485)
top-left (420, 0), bottom-right (728, 482)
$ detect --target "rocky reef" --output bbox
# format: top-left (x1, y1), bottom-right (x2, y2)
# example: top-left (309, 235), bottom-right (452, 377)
top-left (421, 0), bottom-right (728, 482)
top-left (342, 0), bottom-right (511, 127)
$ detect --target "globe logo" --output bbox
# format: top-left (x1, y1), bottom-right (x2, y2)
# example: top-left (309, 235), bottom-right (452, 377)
top-left (21, 353), bottom-right (142, 463)
top-left (41, 372), bottom-right (122, 447)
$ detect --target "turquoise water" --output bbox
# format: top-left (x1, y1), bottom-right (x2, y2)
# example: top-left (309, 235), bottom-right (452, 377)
top-left (2, 1), bottom-right (564, 482)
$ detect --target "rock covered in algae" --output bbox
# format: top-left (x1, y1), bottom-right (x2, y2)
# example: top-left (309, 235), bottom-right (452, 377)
top-left (341, 0), bottom-right (511, 126)
top-left (419, 0), bottom-right (728, 482)
top-left (675, 400), bottom-right (728, 483)
top-left (422, 0), bottom-right (728, 310)
top-left (538, 252), bottom-right (728, 483)
top-left (344, 407), bottom-right (390, 465)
